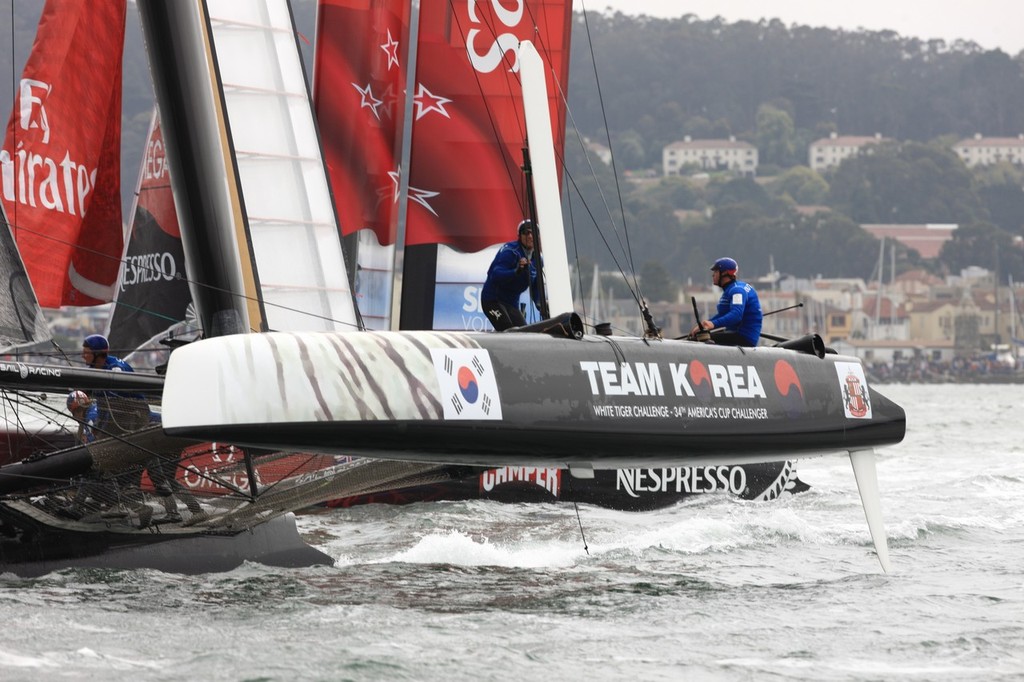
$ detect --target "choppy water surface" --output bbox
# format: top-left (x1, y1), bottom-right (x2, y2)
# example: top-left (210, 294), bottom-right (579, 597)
top-left (1, 384), bottom-right (1021, 681)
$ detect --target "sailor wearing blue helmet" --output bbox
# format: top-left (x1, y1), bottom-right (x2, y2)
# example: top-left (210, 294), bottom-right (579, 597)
top-left (81, 334), bottom-right (134, 372)
top-left (79, 334), bottom-right (149, 436)
top-left (691, 257), bottom-right (762, 347)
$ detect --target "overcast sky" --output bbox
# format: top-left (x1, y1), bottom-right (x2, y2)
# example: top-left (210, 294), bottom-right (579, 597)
top-left (584, 1), bottom-right (1024, 56)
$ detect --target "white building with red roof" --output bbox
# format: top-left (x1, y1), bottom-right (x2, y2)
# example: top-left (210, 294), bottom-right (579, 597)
top-left (808, 132), bottom-right (889, 171)
top-left (952, 133), bottom-right (1024, 167)
top-left (662, 136), bottom-right (758, 176)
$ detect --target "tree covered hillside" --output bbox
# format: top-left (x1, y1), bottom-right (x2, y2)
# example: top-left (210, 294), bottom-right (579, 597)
top-left (562, 12), bottom-right (1024, 291)
top-left (1, 4), bottom-right (1022, 291)
top-left (568, 11), bottom-right (1024, 170)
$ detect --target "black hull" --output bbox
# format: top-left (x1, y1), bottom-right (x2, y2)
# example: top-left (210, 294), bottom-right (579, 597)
top-left (0, 508), bottom-right (331, 578)
top-left (329, 461), bottom-right (809, 512)
top-left (163, 331), bottom-right (906, 468)
top-left (200, 418), bottom-right (903, 467)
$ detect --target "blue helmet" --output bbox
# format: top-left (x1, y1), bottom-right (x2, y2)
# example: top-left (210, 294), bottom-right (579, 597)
top-left (82, 334), bottom-right (109, 352)
top-left (711, 257), bottom-right (738, 274)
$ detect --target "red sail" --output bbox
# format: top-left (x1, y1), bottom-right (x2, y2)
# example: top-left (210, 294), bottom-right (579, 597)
top-left (313, 0), bottom-right (410, 246)
top-left (406, 1), bottom-right (572, 250)
top-left (314, 0), bottom-right (571, 251)
top-left (0, 0), bottom-right (126, 308)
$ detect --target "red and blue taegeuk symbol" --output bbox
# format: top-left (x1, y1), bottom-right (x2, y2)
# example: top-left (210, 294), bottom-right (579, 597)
top-left (457, 366), bottom-right (479, 404)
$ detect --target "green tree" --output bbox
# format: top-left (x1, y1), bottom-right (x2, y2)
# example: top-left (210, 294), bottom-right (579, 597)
top-left (977, 183), bottom-right (1024, 235)
top-left (770, 166), bottom-right (829, 205)
top-left (640, 261), bottom-right (674, 302)
top-left (611, 129), bottom-right (646, 168)
top-left (711, 177), bottom-right (770, 208)
top-left (828, 142), bottom-right (984, 224)
top-left (973, 162), bottom-right (1024, 235)
top-left (641, 176), bottom-right (700, 210)
top-left (940, 222), bottom-right (1024, 280)
top-left (756, 103), bottom-right (797, 168)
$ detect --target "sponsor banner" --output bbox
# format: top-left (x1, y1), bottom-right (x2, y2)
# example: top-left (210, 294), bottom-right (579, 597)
top-left (835, 361), bottom-right (873, 419)
top-left (108, 114), bottom-right (191, 354)
top-left (143, 442), bottom-right (346, 496)
top-left (572, 356), bottom-right (875, 424)
top-left (616, 466), bottom-right (748, 497)
top-left (431, 244), bottom-right (541, 330)
top-left (581, 359), bottom-right (768, 399)
top-left (480, 466), bottom-right (560, 496)
top-left (430, 348), bottom-right (502, 420)
top-left (0, 362), bottom-right (63, 380)
top-left (1, 0), bottom-right (126, 307)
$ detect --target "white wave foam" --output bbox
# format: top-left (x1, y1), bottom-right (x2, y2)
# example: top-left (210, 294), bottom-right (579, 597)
top-left (387, 529), bottom-right (581, 568)
top-left (0, 649), bottom-right (58, 668)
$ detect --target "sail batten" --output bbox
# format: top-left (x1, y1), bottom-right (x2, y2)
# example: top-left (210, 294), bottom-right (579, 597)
top-left (207, 0), bottom-right (357, 333)
top-left (136, 0), bottom-right (358, 336)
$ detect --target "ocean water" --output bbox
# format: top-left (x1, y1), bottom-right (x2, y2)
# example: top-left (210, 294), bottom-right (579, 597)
top-left (1, 383), bottom-right (1021, 681)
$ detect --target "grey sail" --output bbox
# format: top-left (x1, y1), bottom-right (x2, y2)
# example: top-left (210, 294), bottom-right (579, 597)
top-left (0, 208), bottom-right (50, 352)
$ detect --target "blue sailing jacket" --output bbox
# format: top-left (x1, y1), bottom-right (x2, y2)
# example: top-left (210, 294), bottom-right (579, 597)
top-left (92, 355), bottom-right (148, 434)
top-left (481, 240), bottom-right (541, 307)
top-left (710, 279), bottom-right (763, 345)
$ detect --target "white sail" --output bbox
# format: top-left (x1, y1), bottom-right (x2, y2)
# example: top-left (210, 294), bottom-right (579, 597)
top-left (205, 0), bottom-right (357, 332)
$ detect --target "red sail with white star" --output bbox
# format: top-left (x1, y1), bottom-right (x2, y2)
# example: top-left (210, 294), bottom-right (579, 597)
top-left (313, 0), bottom-right (409, 246)
top-left (0, 0), bottom-right (126, 307)
top-left (407, 0), bottom-right (572, 250)
top-left (314, 0), bottom-right (572, 252)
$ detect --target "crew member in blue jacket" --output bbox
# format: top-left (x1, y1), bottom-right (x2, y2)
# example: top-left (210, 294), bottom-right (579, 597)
top-left (691, 257), bottom-right (762, 347)
top-left (481, 219), bottom-right (543, 330)
top-left (82, 333), bottom-right (134, 373)
top-left (80, 334), bottom-right (149, 435)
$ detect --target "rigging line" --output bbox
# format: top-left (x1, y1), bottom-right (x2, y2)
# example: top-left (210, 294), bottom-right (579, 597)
top-left (9, 345), bottom-right (167, 361)
top-left (520, 0), bottom-right (568, 83)
top-left (572, 498), bottom-right (589, 555)
top-left (566, 181), bottom-right (587, 321)
top-left (0, 389), bottom-right (75, 453)
top-left (544, 48), bottom-right (645, 303)
top-left (16, 389), bottom-right (254, 497)
top-left (559, 163), bottom-right (643, 310)
top-left (101, 300), bottom-right (180, 326)
top-left (578, 3), bottom-right (641, 297)
top-left (48, 338), bottom-right (74, 366)
top-left (563, 469), bottom-right (589, 555)
top-left (448, 1), bottom-right (528, 212)
top-left (4, 217), bottom-right (363, 332)
top-left (553, 76), bottom-right (633, 272)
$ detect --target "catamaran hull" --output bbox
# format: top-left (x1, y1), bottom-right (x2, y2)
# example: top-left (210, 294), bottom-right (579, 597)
top-left (163, 330), bottom-right (906, 467)
top-left (0, 510), bottom-right (331, 577)
top-left (328, 461), bottom-right (808, 511)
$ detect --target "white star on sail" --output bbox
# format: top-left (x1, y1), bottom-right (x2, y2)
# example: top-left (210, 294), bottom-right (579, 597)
top-left (380, 83), bottom-right (398, 120)
top-left (388, 169), bottom-right (440, 216)
top-left (412, 83), bottom-right (452, 121)
top-left (352, 82), bottom-right (383, 120)
top-left (380, 29), bottom-right (400, 70)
